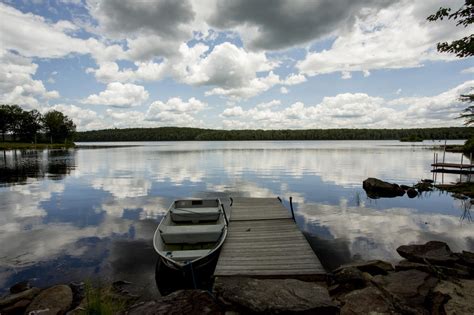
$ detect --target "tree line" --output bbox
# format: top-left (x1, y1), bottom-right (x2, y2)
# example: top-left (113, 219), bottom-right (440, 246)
top-left (0, 105), bottom-right (76, 143)
top-left (75, 127), bottom-right (473, 142)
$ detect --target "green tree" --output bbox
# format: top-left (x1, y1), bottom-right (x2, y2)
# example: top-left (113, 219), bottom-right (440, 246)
top-left (42, 110), bottom-right (76, 143)
top-left (1, 105), bottom-right (25, 141)
top-left (0, 105), bottom-right (9, 141)
top-left (428, 1), bottom-right (474, 128)
top-left (427, 0), bottom-right (474, 58)
top-left (20, 109), bottom-right (43, 143)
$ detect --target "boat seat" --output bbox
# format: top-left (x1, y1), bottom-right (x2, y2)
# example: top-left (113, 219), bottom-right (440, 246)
top-left (160, 225), bottom-right (224, 244)
top-left (164, 249), bottom-right (211, 262)
top-left (171, 207), bottom-right (220, 222)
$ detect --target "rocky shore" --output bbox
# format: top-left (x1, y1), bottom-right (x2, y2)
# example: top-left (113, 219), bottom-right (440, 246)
top-left (1, 241), bottom-right (473, 314)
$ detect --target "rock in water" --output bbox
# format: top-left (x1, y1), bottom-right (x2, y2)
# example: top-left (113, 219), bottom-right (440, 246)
top-left (407, 188), bottom-right (418, 198)
top-left (26, 285), bottom-right (73, 315)
top-left (396, 241), bottom-right (458, 266)
top-left (127, 290), bottom-right (221, 315)
top-left (362, 178), bottom-right (405, 199)
top-left (213, 277), bottom-right (339, 314)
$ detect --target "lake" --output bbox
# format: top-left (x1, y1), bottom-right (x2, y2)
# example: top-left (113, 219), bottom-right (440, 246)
top-left (1, 140), bottom-right (473, 294)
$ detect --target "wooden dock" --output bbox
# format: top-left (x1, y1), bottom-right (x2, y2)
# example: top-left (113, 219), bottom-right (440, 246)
top-left (214, 197), bottom-right (326, 280)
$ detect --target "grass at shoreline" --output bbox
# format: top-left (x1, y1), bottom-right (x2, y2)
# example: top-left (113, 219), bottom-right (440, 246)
top-left (0, 142), bottom-right (76, 150)
top-left (435, 182), bottom-right (474, 197)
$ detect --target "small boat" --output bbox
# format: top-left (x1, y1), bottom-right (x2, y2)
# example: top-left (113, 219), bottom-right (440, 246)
top-left (153, 198), bottom-right (229, 270)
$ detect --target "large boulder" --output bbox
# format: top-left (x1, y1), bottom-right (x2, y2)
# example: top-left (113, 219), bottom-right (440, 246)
top-left (213, 277), bottom-right (339, 314)
top-left (340, 286), bottom-right (399, 315)
top-left (396, 241), bottom-right (458, 266)
top-left (372, 269), bottom-right (438, 313)
top-left (26, 285), bottom-right (73, 315)
top-left (431, 280), bottom-right (474, 315)
top-left (126, 290), bottom-right (222, 315)
top-left (363, 178), bottom-right (405, 199)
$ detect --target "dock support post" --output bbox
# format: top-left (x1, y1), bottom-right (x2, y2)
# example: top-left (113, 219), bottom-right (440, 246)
top-left (460, 154), bottom-right (464, 182)
top-left (221, 204), bottom-right (229, 226)
top-left (289, 196), bottom-right (295, 222)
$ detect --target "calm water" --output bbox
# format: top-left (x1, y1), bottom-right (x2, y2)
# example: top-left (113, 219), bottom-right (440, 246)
top-left (1, 140), bottom-right (473, 294)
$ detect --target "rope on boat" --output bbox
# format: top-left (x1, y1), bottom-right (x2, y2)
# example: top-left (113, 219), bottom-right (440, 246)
top-left (188, 262), bottom-right (197, 289)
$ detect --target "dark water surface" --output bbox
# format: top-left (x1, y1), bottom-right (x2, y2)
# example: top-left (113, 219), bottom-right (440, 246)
top-left (1, 140), bottom-right (473, 294)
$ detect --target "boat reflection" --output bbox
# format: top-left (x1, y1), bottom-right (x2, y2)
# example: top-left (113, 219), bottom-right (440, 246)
top-left (155, 253), bottom-right (218, 296)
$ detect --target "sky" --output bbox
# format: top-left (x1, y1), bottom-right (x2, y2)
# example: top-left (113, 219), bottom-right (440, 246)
top-left (0, 0), bottom-right (473, 131)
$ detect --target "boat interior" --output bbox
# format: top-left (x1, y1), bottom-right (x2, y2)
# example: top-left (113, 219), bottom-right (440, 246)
top-left (157, 199), bottom-right (227, 263)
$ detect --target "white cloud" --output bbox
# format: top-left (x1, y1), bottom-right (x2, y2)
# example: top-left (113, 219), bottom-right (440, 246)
top-left (0, 3), bottom-right (89, 58)
top-left (280, 87), bottom-right (289, 94)
top-left (282, 73), bottom-right (306, 85)
top-left (0, 51), bottom-right (59, 109)
top-left (174, 42), bottom-right (280, 99)
top-left (297, 1), bottom-right (468, 77)
top-left (87, 61), bottom-right (167, 83)
top-left (461, 67), bottom-right (474, 74)
top-left (221, 106), bottom-right (245, 117)
top-left (219, 81), bottom-right (472, 129)
top-left (148, 97), bottom-right (206, 113)
top-left (81, 82), bottom-right (149, 107)
top-left (256, 100), bottom-right (281, 109)
top-left (145, 97), bottom-right (207, 127)
top-left (49, 104), bottom-right (108, 130)
top-left (389, 80), bottom-right (474, 122)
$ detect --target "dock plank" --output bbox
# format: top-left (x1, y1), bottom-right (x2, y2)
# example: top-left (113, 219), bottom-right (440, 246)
top-left (214, 197), bottom-right (326, 279)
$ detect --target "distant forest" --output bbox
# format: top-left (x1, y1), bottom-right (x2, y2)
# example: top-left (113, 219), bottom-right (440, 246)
top-left (75, 127), bottom-right (473, 142)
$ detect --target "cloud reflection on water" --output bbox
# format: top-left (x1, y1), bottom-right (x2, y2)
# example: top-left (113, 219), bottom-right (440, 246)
top-left (297, 198), bottom-right (474, 269)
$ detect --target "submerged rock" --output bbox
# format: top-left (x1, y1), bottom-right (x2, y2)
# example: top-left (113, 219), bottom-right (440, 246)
top-left (414, 182), bottom-right (433, 192)
top-left (126, 290), bottom-right (221, 315)
top-left (213, 277), bottom-right (338, 314)
top-left (9, 280), bottom-right (31, 294)
top-left (397, 241), bottom-right (458, 266)
top-left (26, 285), bottom-right (73, 315)
top-left (0, 287), bottom-right (40, 308)
top-left (363, 178), bottom-right (405, 199)
top-left (334, 260), bottom-right (394, 276)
